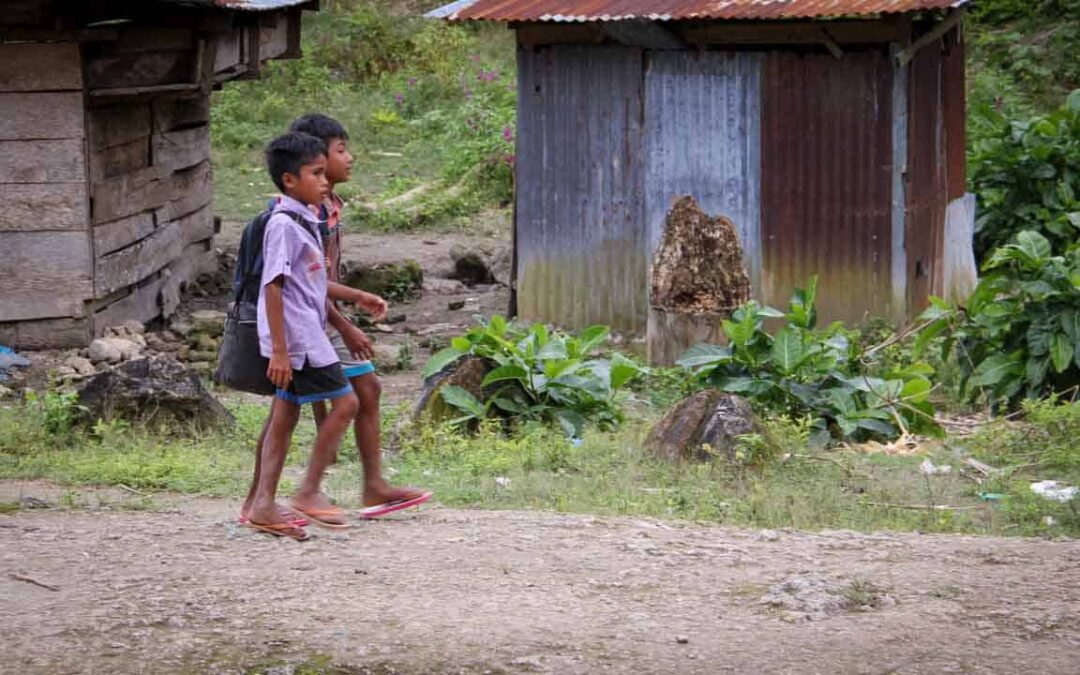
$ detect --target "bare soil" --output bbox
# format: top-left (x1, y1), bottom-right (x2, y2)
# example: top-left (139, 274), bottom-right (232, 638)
top-left (2, 480), bottom-right (1079, 674)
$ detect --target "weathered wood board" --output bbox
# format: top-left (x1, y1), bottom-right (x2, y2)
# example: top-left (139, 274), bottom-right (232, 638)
top-left (0, 92), bottom-right (84, 140)
top-left (153, 96), bottom-right (210, 133)
top-left (86, 49), bottom-right (194, 90)
top-left (88, 102), bottom-right (152, 149)
top-left (152, 124), bottom-right (210, 172)
top-left (0, 43), bottom-right (82, 92)
top-left (2, 183), bottom-right (88, 232)
top-left (90, 136), bottom-right (151, 181)
top-left (0, 231), bottom-right (92, 321)
top-left (93, 212), bottom-right (155, 257)
top-left (0, 317), bottom-right (89, 350)
top-left (155, 160), bottom-right (213, 222)
top-left (0, 139), bottom-right (86, 183)
top-left (92, 275), bottom-right (166, 334)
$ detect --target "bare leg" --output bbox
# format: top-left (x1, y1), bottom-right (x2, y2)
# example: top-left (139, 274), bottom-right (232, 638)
top-left (248, 397), bottom-right (301, 526)
top-left (291, 392), bottom-right (359, 521)
top-left (240, 408), bottom-right (273, 516)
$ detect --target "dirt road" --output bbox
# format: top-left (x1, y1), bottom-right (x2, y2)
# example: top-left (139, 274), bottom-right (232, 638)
top-left (2, 481), bottom-right (1078, 674)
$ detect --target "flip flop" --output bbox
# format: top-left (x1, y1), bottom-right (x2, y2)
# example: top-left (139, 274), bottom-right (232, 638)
top-left (243, 520), bottom-right (310, 542)
top-left (357, 491), bottom-right (433, 519)
top-left (290, 506), bottom-right (351, 530)
top-left (238, 514), bottom-right (310, 527)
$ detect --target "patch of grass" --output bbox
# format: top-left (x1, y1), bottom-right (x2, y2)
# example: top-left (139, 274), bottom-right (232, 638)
top-left (0, 502), bottom-right (20, 514)
top-left (211, 0), bottom-right (515, 231)
top-left (3, 394), bottom-right (1078, 536)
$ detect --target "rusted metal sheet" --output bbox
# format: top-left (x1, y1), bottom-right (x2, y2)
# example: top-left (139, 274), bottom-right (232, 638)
top-left (515, 44), bottom-right (647, 332)
top-left (429, 0), bottom-right (968, 22)
top-left (643, 50), bottom-right (762, 296)
top-left (760, 50), bottom-right (894, 324)
top-left (942, 25), bottom-right (966, 201)
top-left (905, 40), bottom-right (946, 313)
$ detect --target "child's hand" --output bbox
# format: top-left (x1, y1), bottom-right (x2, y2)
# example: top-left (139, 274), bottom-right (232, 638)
top-left (341, 325), bottom-right (374, 360)
top-left (352, 290), bottom-right (388, 322)
top-left (267, 352), bottom-right (293, 389)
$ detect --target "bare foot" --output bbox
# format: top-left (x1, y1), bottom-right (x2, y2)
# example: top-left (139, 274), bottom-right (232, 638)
top-left (290, 492), bottom-right (347, 527)
top-left (362, 481), bottom-right (428, 507)
top-left (240, 503), bottom-right (306, 524)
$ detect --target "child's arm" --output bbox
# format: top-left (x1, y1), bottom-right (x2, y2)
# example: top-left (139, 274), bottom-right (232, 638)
top-left (264, 277), bottom-right (293, 389)
top-left (328, 281), bottom-right (388, 322)
top-left (327, 304), bottom-right (374, 360)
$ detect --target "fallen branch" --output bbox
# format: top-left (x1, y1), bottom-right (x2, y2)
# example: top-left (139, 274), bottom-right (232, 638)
top-left (792, 454), bottom-right (874, 480)
top-left (862, 502), bottom-right (981, 512)
top-left (9, 572), bottom-right (60, 592)
top-left (118, 484), bottom-right (149, 498)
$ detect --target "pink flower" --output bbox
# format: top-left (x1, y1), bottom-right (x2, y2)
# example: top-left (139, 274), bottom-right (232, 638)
top-left (502, 126), bottom-right (514, 142)
top-left (393, 93), bottom-right (404, 105)
top-left (407, 77), bottom-right (418, 88)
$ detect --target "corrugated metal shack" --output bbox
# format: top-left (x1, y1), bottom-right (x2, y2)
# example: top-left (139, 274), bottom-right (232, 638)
top-left (0, 0), bottom-right (318, 349)
top-left (429, 0), bottom-right (972, 348)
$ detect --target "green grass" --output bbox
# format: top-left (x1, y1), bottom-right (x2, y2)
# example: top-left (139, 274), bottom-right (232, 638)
top-left (3, 391), bottom-right (1078, 536)
top-left (210, 0), bottom-right (515, 231)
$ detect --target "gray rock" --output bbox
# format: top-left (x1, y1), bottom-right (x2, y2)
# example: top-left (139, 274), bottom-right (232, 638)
top-left (77, 356), bottom-right (233, 431)
top-left (123, 320), bottom-right (145, 335)
top-left (645, 390), bottom-right (761, 463)
top-left (423, 277), bottom-right (466, 295)
top-left (371, 343), bottom-right (402, 372)
top-left (88, 338), bottom-right (123, 364)
top-left (64, 356), bottom-right (97, 377)
top-left (189, 310), bottom-right (227, 338)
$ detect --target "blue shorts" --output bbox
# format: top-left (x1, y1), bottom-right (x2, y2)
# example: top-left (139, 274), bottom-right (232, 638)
top-left (329, 329), bottom-right (377, 379)
top-left (274, 361), bottom-right (352, 405)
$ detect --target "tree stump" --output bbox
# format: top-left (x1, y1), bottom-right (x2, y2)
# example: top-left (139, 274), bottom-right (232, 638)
top-left (645, 390), bottom-right (760, 463)
top-left (647, 196), bottom-right (751, 366)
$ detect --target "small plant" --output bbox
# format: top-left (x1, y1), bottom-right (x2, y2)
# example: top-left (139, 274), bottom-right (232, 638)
top-left (421, 316), bottom-right (645, 437)
top-left (678, 277), bottom-right (940, 446)
top-left (25, 389), bottom-right (84, 436)
top-left (917, 232), bottom-right (1080, 406)
top-left (396, 335), bottom-right (415, 371)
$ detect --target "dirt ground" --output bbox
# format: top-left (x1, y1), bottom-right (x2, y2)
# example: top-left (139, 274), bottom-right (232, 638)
top-left (2, 481), bottom-right (1079, 675)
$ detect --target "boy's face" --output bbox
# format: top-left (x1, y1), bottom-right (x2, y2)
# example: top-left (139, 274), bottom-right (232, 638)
top-left (282, 154), bottom-right (329, 207)
top-left (325, 137), bottom-right (353, 186)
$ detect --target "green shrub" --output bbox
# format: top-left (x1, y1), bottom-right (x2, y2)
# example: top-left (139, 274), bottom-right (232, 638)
top-left (678, 278), bottom-right (940, 446)
top-left (422, 316), bottom-right (645, 437)
top-left (969, 90), bottom-right (1080, 260)
top-left (918, 232), bottom-right (1080, 406)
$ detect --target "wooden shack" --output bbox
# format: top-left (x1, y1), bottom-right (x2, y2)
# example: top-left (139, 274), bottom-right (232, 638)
top-left (0, 0), bottom-right (317, 349)
top-left (429, 0), bottom-right (976, 362)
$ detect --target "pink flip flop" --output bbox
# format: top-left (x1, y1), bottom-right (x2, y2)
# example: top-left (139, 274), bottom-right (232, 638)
top-left (238, 513), bottom-right (309, 527)
top-left (357, 491), bottom-right (432, 519)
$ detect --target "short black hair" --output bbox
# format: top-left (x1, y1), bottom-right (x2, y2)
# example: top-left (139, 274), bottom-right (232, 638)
top-left (265, 132), bottom-right (327, 192)
top-left (289, 113), bottom-right (349, 143)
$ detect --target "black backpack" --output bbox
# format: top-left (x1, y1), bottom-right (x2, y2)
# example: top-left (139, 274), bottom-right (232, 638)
top-left (213, 209), bottom-right (312, 395)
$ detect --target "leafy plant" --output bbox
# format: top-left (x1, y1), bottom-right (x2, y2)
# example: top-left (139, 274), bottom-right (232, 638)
top-left (678, 278), bottom-right (940, 446)
top-left (422, 316), bottom-right (645, 436)
top-left (24, 389), bottom-right (84, 436)
top-left (916, 231), bottom-right (1080, 405)
top-left (969, 90), bottom-right (1080, 260)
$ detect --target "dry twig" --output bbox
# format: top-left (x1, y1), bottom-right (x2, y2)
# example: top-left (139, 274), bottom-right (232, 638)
top-left (9, 572), bottom-right (59, 592)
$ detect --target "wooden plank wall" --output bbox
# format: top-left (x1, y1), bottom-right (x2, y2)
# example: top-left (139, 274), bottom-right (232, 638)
top-left (0, 42), bottom-right (93, 347)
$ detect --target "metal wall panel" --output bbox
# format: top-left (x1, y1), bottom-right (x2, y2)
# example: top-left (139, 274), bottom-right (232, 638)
top-left (906, 41), bottom-right (947, 313)
top-left (760, 50), bottom-right (894, 324)
top-left (515, 44), bottom-right (646, 332)
top-left (643, 50), bottom-right (762, 295)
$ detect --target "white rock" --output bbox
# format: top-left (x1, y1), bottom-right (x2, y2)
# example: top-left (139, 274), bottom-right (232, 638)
top-left (88, 338), bottom-right (123, 364)
top-left (64, 356), bottom-right (97, 377)
top-left (123, 320), bottom-right (145, 335)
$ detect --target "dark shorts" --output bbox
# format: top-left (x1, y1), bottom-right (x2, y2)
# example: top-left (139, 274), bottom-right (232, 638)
top-left (274, 361), bottom-right (352, 405)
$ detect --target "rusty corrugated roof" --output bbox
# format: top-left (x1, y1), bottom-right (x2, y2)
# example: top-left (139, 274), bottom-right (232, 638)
top-left (427, 0), bottom-right (968, 21)
top-left (155, 0), bottom-right (313, 10)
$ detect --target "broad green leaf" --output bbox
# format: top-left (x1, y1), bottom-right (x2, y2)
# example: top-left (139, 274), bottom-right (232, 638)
top-left (757, 306), bottom-right (786, 319)
top-left (1026, 356), bottom-right (1050, 387)
top-left (1060, 310), bottom-right (1080, 341)
top-left (969, 353), bottom-right (1021, 388)
top-left (900, 377), bottom-right (932, 404)
top-left (538, 339), bottom-right (569, 361)
top-left (554, 409), bottom-right (586, 438)
top-left (771, 327), bottom-right (805, 374)
top-left (439, 385), bottom-right (485, 417)
top-left (913, 318), bottom-right (950, 358)
top-left (544, 358), bottom-right (579, 380)
top-left (836, 415), bottom-right (859, 439)
top-left (825, 388), bottom-right (857, 415)
top-left (676, 344), bottom-right (733, 369)
top-left (491, 396), bottom-right (527, 414)
top-left (609, 353), bottom-right (643, 389)
top-left (1027, 320), bottom-right (1055, 356)
top-left (488, 314), bottom-right (508, 337)
top-left (856, 418), bottom-right (896, 437)
top-left (720, 376), bottom-right (771, 396)
top-left (579, 325), bottom-right (610, 353)
top-left (451, 337), bottom-right (472, 352)
top-left (1050, 332), bottom-right (1073, 373)
top-left (1015, 230), bottom-right (1052, 264)
top-left (532, 323), bottom-right (550, 347)
top-left (421, 347), bottom-right (465, 379)
top-left (481, 365), bottom-right (529, 388)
